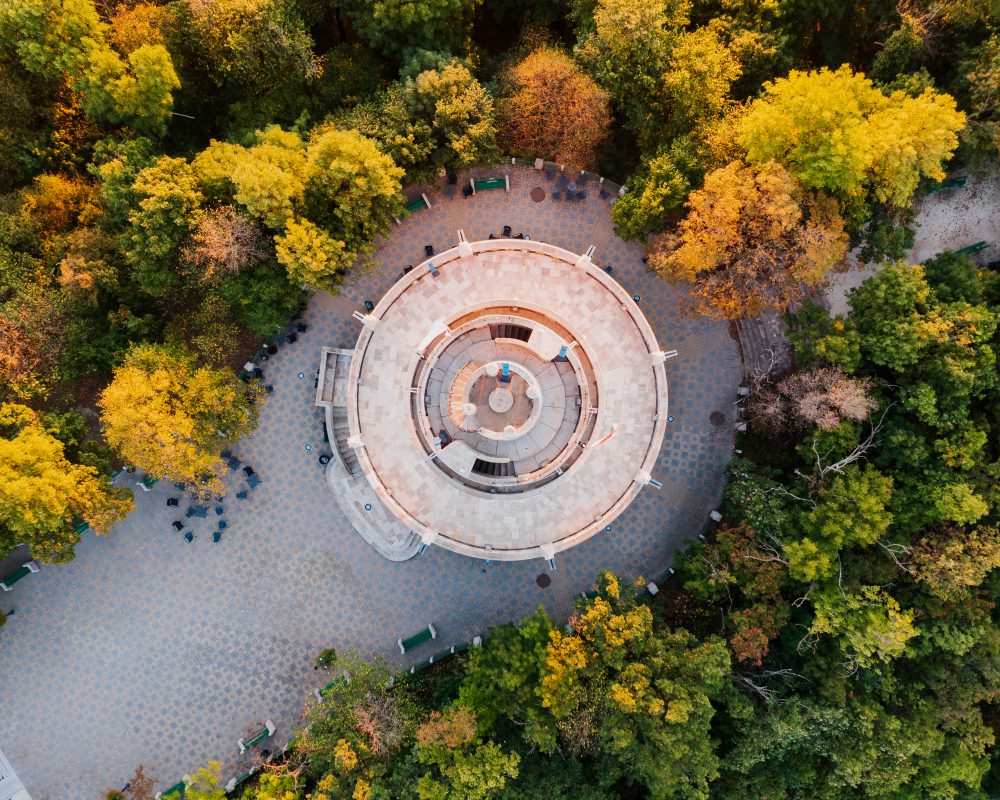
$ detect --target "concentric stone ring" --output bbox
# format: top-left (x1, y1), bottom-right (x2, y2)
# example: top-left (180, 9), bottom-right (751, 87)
top-left (345, 239), bottom-right (669, 560)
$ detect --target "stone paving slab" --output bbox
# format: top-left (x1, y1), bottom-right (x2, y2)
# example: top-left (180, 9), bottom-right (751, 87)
top-left (0, 165), bottom-right (742, 800)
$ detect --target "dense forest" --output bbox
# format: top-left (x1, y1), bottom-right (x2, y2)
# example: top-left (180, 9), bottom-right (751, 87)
top-left (3, 0), bottom-right (1000, 796)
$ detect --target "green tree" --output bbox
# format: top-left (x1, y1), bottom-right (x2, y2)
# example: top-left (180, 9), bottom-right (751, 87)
top-left (787, 465), bottom-right (894, 581)
top-left (403, 62), bottom-right (497, 172)
top-left (89, 136), bottom-right (157, 226)
top-left (849, 262), bottom-right (997, 431)
top-left (0, 403), bottom-right (132, 562)
top-left (0, 60), bottom-right (53, 188)
top-left (342, 0), bottom-right (480, 56)
top-left (339, 60), bottom-right (496, 177)
top-left (678, 523), bottom-right (790, 666)
top-left (180, 0), bottom-right (318, 89)
top-left (0, 0), bottom-right (179, 132)
top-left (458, 608), bottom-right (557, 751)
top-left (540, 572), bottom-right (730, 799)
top-left (122, 156), bottom-right (204, 296)
top-left (415, 706), bottom-right (520, 800)
top-left (921, 251), bottom-right (985, 304)
top-left (98, 344), bottom-right (264, 496)
top-left (297, 655), bottom-right (417, 795)
top-left (303, 125), bottom-right (404, 249)
top-left (718, 697), bottom-right (976, 799)
top-left (216, 261), bottom-right (303, 336)
top-left (575, 0), bottom-right (688, 146)
top-left (612, 137), bottom-right (696, 240)
top-left (961, 33), bottom-right (1000, 157)
top-left (810, 585), bottom-right (917, 670)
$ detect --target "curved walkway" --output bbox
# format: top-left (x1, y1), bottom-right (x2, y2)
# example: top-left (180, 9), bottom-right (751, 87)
top-left (0, 164), bottom-right (742, 798)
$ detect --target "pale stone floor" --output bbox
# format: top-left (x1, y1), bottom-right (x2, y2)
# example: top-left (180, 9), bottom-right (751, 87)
top-left (352, 243), bottom-right (666, 556)
top-left (0, 166), bottom-right (742, 799)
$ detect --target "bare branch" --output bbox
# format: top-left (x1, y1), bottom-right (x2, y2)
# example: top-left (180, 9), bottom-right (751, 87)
top-left (792, 584), bottom-right (813, 608)
top-left (877, 537), bottom-right (914, 575)
top-left (814, 403), bottom-right (894, 481)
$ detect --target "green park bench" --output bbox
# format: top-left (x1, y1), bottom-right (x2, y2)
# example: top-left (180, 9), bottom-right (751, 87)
top-left (647, 567), bottom-right (675, 597)
top-left (471, 176), bottom-right (509, 194)
top-left (928, 176), bottom-right (967, 193)
top-left (156, 778), bottom-right (188, 798)
top-left (137, 475), bottom-right (158, 492)
top-left (430, 646), bottom-right (456, 664)
top-left (1, 561), bottom-right (39, 591)
top-left (73, 518), bottom-right (90, 535)
top-left (225, 767), bottom-right (257, 794)
top-left (405, 194), bottom-right (431, 214)
top-left (238, 719), bottom-right (275, 753)
top-left (398, 623), bottom-right (437, 654)
top-left (409, 657), bottom-right (433, 674)
top-left (394, 193), bottom-right (432, 224)
top-left (314, 670), bottom-right (351, 701)
top-left (955, 241), bottom-right (989, 256)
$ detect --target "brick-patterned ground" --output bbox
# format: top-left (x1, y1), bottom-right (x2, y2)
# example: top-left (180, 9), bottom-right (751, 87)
top-left (0, 166), bottom-right (742, 799)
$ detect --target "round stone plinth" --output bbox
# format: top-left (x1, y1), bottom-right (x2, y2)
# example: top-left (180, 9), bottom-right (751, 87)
top-left (488, 386), bottom-right (515, 413)
top-left (347, 239), bottom-right (669, 560)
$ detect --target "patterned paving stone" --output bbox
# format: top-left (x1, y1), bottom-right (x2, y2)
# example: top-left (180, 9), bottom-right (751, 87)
top-left (0, 165), bottom-right (742, 800)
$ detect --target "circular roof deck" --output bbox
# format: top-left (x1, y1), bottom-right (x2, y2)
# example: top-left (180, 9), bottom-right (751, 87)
top-left (347, 240), bottom-right (668, 560)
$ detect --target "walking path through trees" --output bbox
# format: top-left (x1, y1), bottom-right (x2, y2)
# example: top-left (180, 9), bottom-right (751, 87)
top-left (824, 171), bottom-right (1000, 316)
top-left (0, 166), bottom-right (742, 798)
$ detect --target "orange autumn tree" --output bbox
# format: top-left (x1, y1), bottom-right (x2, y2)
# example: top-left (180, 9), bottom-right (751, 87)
top-left (649, 161), bottom-right (849, 319)
top-left (500, 46), bottom-right (612, 169)
top-left (0, 288), bottom-right (69, 401)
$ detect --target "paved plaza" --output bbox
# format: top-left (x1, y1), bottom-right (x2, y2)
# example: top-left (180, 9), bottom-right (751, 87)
top-left (0, 165), bottom-right (742, 799)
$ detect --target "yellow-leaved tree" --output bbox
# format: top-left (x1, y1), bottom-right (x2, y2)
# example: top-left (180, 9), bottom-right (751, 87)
top-left (739, 65), bottom-right (965, 207)
top-left (649, 160), bottom-right (849, 319)
top-left (99, 344), bottom-right (265, 495)
top-left (275, 216), bottom-right (350, 288)
top-left (0, 404), bottom-right (133, 563)
top-left (191, 124), bottom-right (403, 290)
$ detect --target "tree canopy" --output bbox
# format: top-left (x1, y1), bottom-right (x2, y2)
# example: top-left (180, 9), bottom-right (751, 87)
top-left (649, 160), bottom-right (849, 318)
top-left (4, 0), bottom-right (1000, 795)
top-left (0, 403), bottom-right (132, 562)
top-left (499, 46), bottom-right (611, 169)
top-left (98, 344), bottom-right (264, 495)
top-left (740, 66), bottom-right (966, 207)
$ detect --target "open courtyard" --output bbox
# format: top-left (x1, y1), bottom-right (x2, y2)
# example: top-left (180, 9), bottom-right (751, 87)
top-left (0, 165), bottom-right (742, 798)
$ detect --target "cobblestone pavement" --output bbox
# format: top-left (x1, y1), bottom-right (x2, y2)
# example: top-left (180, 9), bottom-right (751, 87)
top-left (0, 165), bottom-right (742, 799)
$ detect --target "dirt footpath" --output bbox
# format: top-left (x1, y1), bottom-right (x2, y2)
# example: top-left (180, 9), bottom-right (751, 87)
top-left (824, 169), bottom-right (1000, 316)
